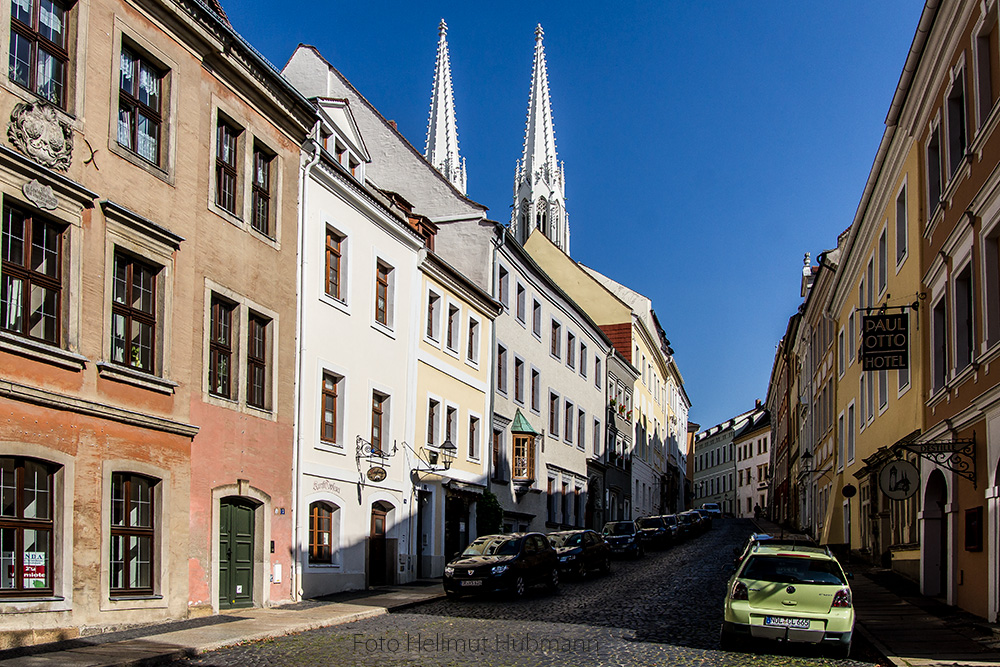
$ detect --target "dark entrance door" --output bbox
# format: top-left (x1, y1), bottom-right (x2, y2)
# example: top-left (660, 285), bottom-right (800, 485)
top-left (416, 491), bottom-right (431, 579)
top-left (444, 495), bottom-right (469, 561)
top-left (220, 498), bottom-right (255, 609)
top-left (370, 504), bottom-right (388, 586)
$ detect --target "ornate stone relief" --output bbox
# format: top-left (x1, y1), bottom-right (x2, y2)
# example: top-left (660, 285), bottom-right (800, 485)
top-left (7, 102), bottom-right (73, 171)
top-left (22, 179), bottom-right (58, 210)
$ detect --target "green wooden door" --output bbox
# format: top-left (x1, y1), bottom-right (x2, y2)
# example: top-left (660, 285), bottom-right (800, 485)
top-left (220, 499), bottom-right (255, 609)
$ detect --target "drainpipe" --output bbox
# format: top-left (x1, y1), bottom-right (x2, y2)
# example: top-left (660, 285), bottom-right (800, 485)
top-left (291, 120), bottom-right (323, 601)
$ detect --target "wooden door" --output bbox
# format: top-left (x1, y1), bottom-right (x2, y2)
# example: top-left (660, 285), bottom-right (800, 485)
top-left (220, 499), bottom-right (255, 609)
top-left (370, 506), bottom-right (387, 586)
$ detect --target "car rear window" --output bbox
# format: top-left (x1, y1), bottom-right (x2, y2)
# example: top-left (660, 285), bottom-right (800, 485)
top-left (741, 555), bottom-right (846, 585)
top-left (462, 537), bottom-right (521, 556)
top-left (548, 533), bottom-right (583, 547)
top-left (603, 522), bottom-right (635, 535)
top-left (638, 518), bottom-right (664, 528)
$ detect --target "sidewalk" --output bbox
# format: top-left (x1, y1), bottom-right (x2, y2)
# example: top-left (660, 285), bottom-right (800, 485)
top-left (753, 518), bottom-right (1000, 666)
top-left (0, 580), bottom-right (446, 666)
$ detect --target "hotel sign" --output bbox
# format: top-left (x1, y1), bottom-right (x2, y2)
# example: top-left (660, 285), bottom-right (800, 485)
top-left (861, 313), bottom-right (909, 370)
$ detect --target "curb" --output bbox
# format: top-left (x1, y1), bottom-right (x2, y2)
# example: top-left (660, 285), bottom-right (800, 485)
top-left (853, 620), bottom-right (903, 667)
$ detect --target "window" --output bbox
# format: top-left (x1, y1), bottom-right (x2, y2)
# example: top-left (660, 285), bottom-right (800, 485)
top-left (867, 259), bottom-right (874, 310)
top-left (566, 332), bottom-right (576, 369)
top-left (549, 392), bottom-right (560, 437)
top-left (468, 416), bottom-right (480, 459)
top-left (530, 368), bottom-right (540, 412)
top-left (466, 317), bottom-right (479, 363)
top-left (562, 482), bottom-right (570, 524)
top-left (593, 418), bottom-right (601, 456)
top-left (896, 186), bottom-right (907, 266)
top-left (321, 372), bottom-right (340, 443)
top-left (878, 369), bottom-right (888, 410)
top-left (579, 343), bottom-right (588, 377)
top-left (446, 406), bottom-right (457, 444)
top-left (547, 479), bottom-right (556, 522)
top-left (516, 284), bottom-right (526, 323)
top-left (492, 430), bottom-right (502, 480)
top-left (111, 252), bottom-right (158, 373)
top-left (947, 71), bottom-right (968, 176)
top-left (308, 501), bottom-right (338, 565)
top-left (838, 329), bottom-right (845, 377)
top-left (933, 296), bottom-right (948, 390)
top-left (118, 47), bottom-right (162, 165)
top-left (496, 343), bottom-right (507, 394)
top-left (426, 399), bottom-right (439, 446)
top-left (577, 409), bottom-right (585, 450)
top-left (532, 300), bottom-right (541, 337)
top-left (594, 357), bottom-right (601, 387)
top-left (847, 404), bottom-right (855, 463)
top-left (446, 304), bottom-right (459, 351)
top-left (927, 123), bottom-right (943, 214)
top-left (251, 144), bottom-right (273, 236)
top-left (956, 264), bottom-right (974, 372)
top-left (848, 312), bottom-right (856, 363)
top-left (325, 230), bottom-right (344, 301)
top-left (551, 320), bottom-right (561, 358)
top-left (565, 400), bottom-right (574, 444)
top-left (215, 118), bottom-right (240, 215)
top-left (246, 314), bottom-right (268, 410)
top-left (1, 205), bottom-right (62, 344)
top-left (374, 262), bottom-right (392, 327)
top-left (859, 375), bottom-right (866, 426)
top-left (878, 229), bottom-right (887, 295)
top-left (208, 297), bottom-right (234, 398)
top-left (513, 435), bottom-right (535, 480)
top-left (977, 19), bottom-right (999, 128)
top-left (514, 357), bottom-right (524, 403)
top-left (0, 457), bottom-right (55, 596)
top-left (9, 0), bottom-right (68, 107)
top-left (110, 473), bottom-right (155, 595)
top-left (371, 392), bottom-right (387, 454)
top-left (498, 266), bottom-right (509, 307)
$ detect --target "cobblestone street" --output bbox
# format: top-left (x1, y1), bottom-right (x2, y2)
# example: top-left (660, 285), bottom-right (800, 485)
top-left (170, 520), bottom-right (883, 667)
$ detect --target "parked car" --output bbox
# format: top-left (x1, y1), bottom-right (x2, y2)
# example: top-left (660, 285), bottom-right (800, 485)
top-left (635, 515), bottom-right (676, 548)
top-left (675, 512), bottom-right (698, 539)
top-left (679, 510), bottom-right (705, 534)
top-left (701, 502), bottom-right (723, 518)
top-left (732, 534), bottom-right (818, 568)
top-left (548, 529), bottom-right (612, 578)
top-left (721, 541), bottom-right (855, 658)
top-left (443, 533), bottom-right (560, 598)
top-left (602, 520), bottom-right (644, 558)
top-left (693, 508), bottom-right (714, 529)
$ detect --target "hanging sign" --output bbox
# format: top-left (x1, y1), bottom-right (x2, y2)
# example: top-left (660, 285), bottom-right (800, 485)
top-left (879, 459), bottom-right (919, 501)
top-left (861, 313), bottom-right (909, 370)
top-left (366, 466), bottom-right (387, 483)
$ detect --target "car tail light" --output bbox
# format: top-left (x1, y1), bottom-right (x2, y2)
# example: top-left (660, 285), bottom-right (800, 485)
top-left (731, 581), bottom-right (748, 601)
top-left (832, 589), bottom-right (852, 608)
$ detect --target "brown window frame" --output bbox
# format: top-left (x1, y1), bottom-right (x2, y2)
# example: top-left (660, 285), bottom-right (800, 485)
top-left (512, 434), bottom-right (535, 481)
top-left (110, 472), bottom-right (155, 596)
top-left (8, 0), bottom-right (69, 108)
top-left (216, 119), bottom-right (240, 215)
top-left (246, 314), bottom-right (268, 410)
top-left (371, 392), bottom-right (386, 454)
top-left (111, 252), bottom-right (158, 373)
top-left (446, 304), bottom-right (458, 350)
top-left (117, 46), bottom-right (163, 166)
top-left (308, 501), bottom-right (334, 564)
top-left (325, 230), bottom-right (343, 300)
top-left (0, 205), bottom-right (63, 345)
top-left (0, 457), bottom-right (56, 597)
top-left (250, 144), bottom-right (273, 236)
top-left (469, 416), bottom-right (479, 459)
top-left (321, 372), bottom-right (339, 443)
top-left (208, 297), bottom-right (234, 398)
top-left (375, 263), bottom-right (389, 326)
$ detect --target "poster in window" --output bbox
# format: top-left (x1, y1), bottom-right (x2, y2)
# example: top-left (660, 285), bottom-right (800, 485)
top-left (23, 551), bottom-right (46, 587)
top-left (966, 506), bottom-right (983, 552)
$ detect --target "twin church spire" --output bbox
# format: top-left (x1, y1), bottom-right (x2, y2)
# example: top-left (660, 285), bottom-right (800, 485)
top-left (424, 22), bottom-right (569, 254)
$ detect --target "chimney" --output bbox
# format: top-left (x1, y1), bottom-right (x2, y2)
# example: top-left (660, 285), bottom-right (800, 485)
top-left (388, 120), bottom-right (397, 131)
top-left (755, 399), bottom-right (762, 409)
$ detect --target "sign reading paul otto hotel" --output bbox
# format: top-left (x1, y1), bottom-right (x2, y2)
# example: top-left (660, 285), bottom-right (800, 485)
top-left (861, 312), bottom-right (909, 371)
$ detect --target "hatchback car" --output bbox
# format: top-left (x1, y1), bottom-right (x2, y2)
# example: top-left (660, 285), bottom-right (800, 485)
top-left (548, 529), bottom-right (612, 578)
top-left (443, 533), bottom-right (559, 598)
top-left (701, 502), bottom-right (723, 517)
top-left (602, 520), bottom-right (644, 558)
top-left (721, 542), bottom-right (854, 658)
top-left (678, 510), bottom-right (705, 535)
top-left (635, 515), bottom-right (676, 548)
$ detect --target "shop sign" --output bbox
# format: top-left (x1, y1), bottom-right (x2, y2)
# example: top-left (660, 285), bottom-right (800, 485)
top-left (879, 459), bottom-right (919, 501)
top-left (367, 466), bottom-right (387, 483)
top-left (861, 313), bottom-right (909, 370)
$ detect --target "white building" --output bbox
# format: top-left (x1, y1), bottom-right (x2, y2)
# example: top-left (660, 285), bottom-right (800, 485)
top-left (693, 410), bottom-right (754, 515)
top-left (733, 409), bottom-right (770, 518)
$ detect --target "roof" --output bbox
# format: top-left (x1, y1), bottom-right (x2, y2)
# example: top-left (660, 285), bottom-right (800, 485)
top-left (510, 409), bottom-right (540, 436)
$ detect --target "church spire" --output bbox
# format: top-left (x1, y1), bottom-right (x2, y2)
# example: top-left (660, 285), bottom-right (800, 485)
top-left (424, 19), bottom-right (466, 195)
top-left (512, 24), bottom-right (568, 254)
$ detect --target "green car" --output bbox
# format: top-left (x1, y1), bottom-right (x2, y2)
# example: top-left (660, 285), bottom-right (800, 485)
top-left (720, 541), bottom-right (855, 658)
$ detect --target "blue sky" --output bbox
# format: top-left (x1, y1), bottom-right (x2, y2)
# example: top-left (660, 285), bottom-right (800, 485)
top-left (224, 0), bottom-right (925, 432)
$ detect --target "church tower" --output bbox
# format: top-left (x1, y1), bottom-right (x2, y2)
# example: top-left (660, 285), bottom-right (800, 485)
top-left (511, 24), bottom-right (569, 254)
top-left (424, 19), bottom-right (467, 195)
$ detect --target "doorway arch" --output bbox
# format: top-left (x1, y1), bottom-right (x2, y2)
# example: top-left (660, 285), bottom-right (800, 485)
top-left (922, 469), bottom-right (949, 598)
top-left (369, 500), bottom-right (395, 586)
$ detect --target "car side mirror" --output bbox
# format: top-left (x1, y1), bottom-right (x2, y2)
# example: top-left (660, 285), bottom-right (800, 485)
top-left (846, 572), bottom-right (855, 580)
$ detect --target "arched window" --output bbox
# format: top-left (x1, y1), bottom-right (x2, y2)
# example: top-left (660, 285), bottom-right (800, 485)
top-left (111, 472), bottom-right (157, 595)
top-left (1, 457), bottom-right (57, 596)
top-left (536, 198), bottom-right (548, 236)
top-left (309, 501), bottom-right (340, 564)
top-left (519, 199), bottom-right (529, 233)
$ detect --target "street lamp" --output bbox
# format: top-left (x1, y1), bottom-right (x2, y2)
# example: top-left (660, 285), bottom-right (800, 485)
top-left (439, 439), bottom-right (457, 470)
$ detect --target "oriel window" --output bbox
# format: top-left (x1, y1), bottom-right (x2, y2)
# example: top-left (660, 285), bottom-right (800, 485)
top-left (111, 252), bottom-right (157, 373)
top-left (512, 435), bottom-right (534, 480)
top-left (9, 0), bottom-right (68, 108)
top-left (118, 47), bottom-right (163, 165)
top-left (1, 205), bottom-right (62, 345)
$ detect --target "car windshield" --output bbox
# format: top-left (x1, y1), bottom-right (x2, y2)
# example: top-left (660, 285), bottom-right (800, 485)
top-left (678, 514), bottom-right (693, 524)
top-left (663, 516), bottom-right (678, 525)
top-left (638, 518), bottom-right (664, 528)
top-left (741, 555), bottom-right (847, 585)
top-left (461, 537), bottom-right (521, 557)
top-left (704, 504), bottom-right (719, 510)
top-left (603, 522), bottom-right (634, 536)
top-left (548, 533), bottom-right (583, 547)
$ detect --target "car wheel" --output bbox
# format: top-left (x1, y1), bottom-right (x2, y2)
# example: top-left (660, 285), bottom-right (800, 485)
top-left (510, 575), bottom-right (526, 599)
top-left (719, 626), bottom-right (739, 652)
top-left (445, 589), bottom-right (460, 599)
top-left (575, 560), bottom-right (587, 579)
top-left (547, 567), bottom-right (560, 593)
top-left (600, 556), bottom-right (612, 575)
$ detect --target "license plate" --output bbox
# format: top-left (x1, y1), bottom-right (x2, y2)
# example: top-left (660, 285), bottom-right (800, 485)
top-left (460, 580), bottom-right (482, 587)
top-left (764, 616), bottom-right (810, 629)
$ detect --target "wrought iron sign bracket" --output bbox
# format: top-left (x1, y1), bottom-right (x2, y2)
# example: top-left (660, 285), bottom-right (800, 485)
top-left (355, 435), bottom-right (398, 488)
top-left (898, 434), bottom-right (976, 488)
